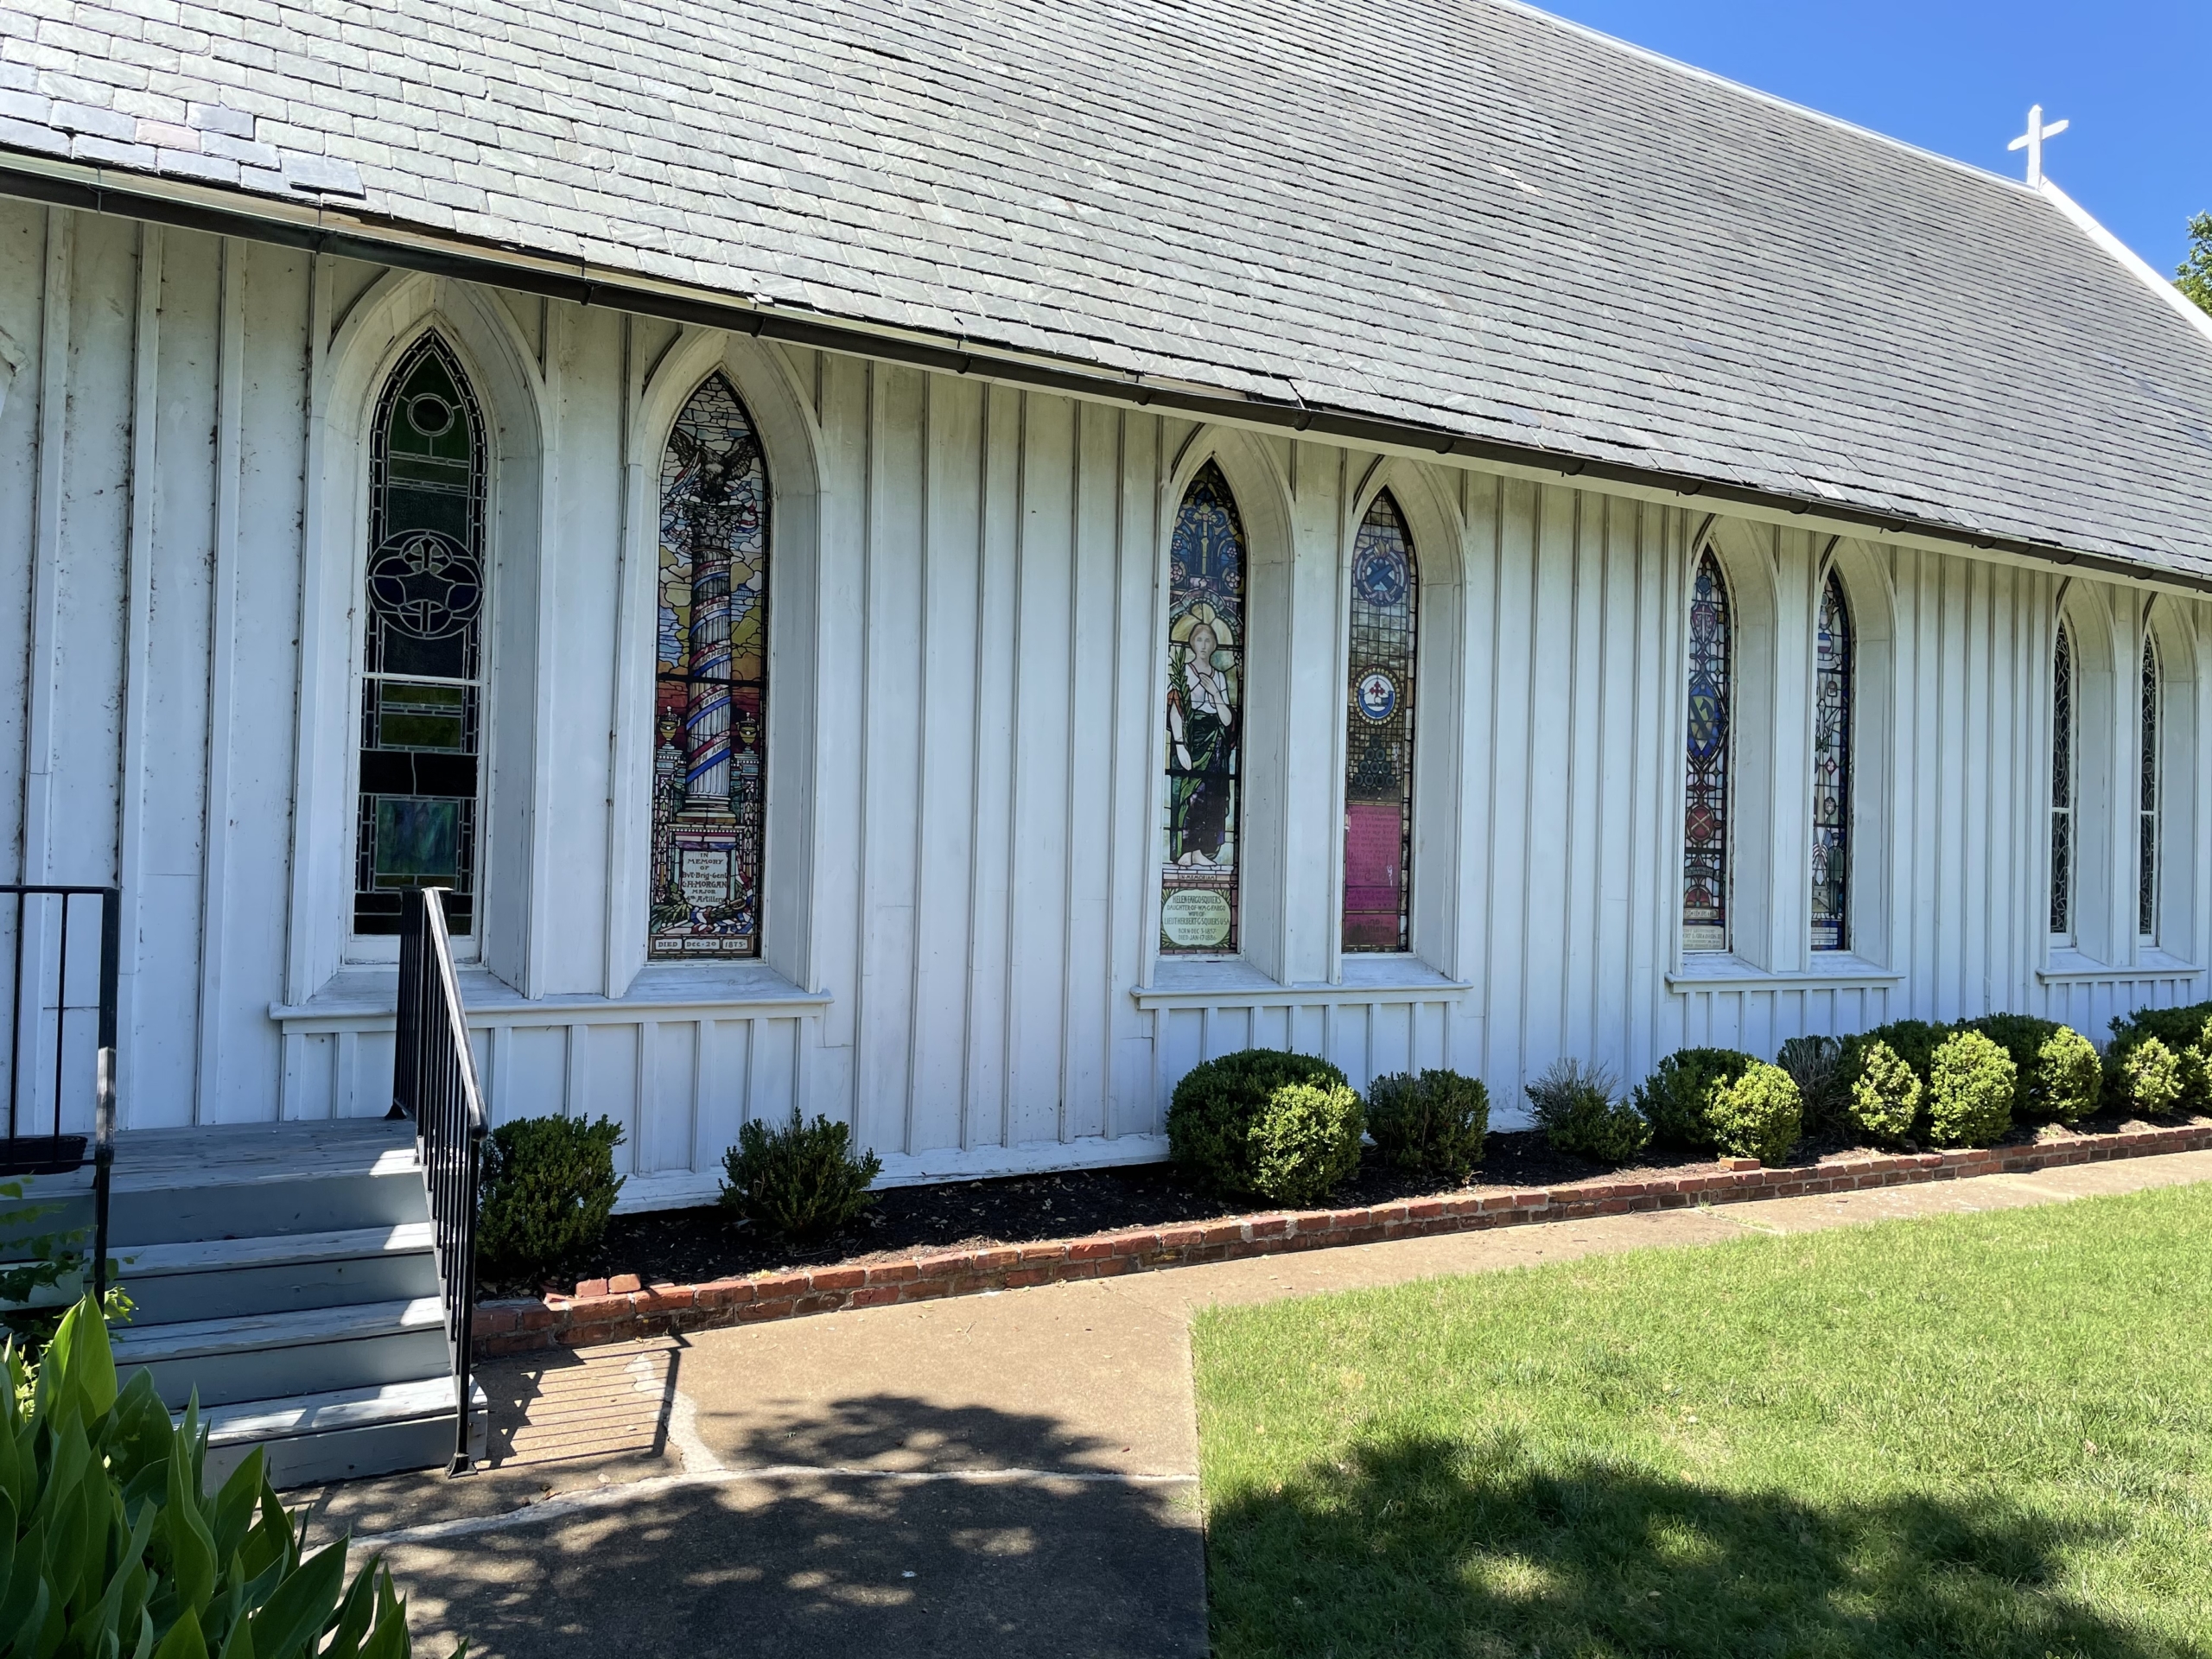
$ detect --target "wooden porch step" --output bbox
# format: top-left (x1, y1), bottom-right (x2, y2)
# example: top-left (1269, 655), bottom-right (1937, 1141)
top-left (117, 1223), bottom-right (441, 1322)
top-left (111, 1296), bottom-right (450, 1408)
top-left (123, 1222), bottom-right (435, 1275)
top-left (200, 1376), bottom-right (490, 1491)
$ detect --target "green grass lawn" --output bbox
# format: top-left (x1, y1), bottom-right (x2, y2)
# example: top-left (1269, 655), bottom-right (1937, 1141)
top-left (1194, 1185), bottom-right (2212, 1657)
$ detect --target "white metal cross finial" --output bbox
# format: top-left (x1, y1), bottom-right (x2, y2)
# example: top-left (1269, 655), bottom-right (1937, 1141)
top-left (2007, 105), bottom-right (2069, 188)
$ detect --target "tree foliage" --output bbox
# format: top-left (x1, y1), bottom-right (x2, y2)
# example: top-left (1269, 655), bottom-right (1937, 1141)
top-left (2180, 213), bottom-right (2212, 316)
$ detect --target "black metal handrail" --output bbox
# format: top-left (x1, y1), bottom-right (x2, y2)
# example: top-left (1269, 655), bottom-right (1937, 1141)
top-left (3, 885), bottom-right (119, 1300)
top-left (392, 887), bottom-right (486, 1476)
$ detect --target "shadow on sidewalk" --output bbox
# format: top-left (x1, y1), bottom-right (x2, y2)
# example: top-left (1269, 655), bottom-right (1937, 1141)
top-left (371, 1376), bottom-right (1206, 1659)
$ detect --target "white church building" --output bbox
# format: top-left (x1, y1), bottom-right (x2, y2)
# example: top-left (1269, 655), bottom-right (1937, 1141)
top-left (7, 0), bottom-right (2212, 1208)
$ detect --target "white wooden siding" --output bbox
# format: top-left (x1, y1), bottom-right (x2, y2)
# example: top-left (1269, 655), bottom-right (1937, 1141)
top-left (4, 200), bottom-right (2206, 1205)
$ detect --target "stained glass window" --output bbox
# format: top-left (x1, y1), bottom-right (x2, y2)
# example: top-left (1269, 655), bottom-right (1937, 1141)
top-left (2139, 633), bottom-right (2159, 941)
top-left (651, 374), bottom-right (769, 958)
top-left (1681, 550), bottom-right (1732, 951)
top-left (355, 334), bottom-right (486, 937)
top-left (1343, 493), bottom-right (1416, 952)
top-left (2050, 622), bottom-right (2073, 938)
top-left (1810, 571), bottom-right (1852, 951)
top-left (1160, 462), bottom-right (1243, 954)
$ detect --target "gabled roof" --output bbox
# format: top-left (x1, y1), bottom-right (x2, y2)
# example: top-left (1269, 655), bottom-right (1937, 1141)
top-left (8, 0), bottom-right (2212, 579)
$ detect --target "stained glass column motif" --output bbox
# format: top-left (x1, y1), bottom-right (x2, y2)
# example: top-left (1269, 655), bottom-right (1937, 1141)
top-left (1810, 572), bottom-right (1852, 951)
top-left (1681, 551), bottom-right (1732, 952)
top-left (1343, 493), bottom-right (1416, 952)
top-left (355, 334), bottom-right (486, 937)
top-left (1160, 462), bottom-right (1244, 954)
top-left (2050, 623), bottom-right (2073, 937)
top-left (2139, 635), bottom-right (2159, 940)
top-left (652, 374), bottom-right (769, 958)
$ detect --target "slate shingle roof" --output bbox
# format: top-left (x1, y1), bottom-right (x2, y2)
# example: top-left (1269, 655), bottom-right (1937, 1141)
top-left (7, 0), bottom-right (2212, 577)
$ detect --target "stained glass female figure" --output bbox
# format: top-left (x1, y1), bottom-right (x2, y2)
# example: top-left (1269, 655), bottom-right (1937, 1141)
top-left (1343, 492), bottom-right (1416, 951)
top-left (2139, 632), bottom-right (2159, 941)
top-left (1810, 570), bottom-right (1852, 951)
top-left (2050, 621), bottom-right (2074, 938)
top-left (1160, 463), bottom-right (1244, 954)
top-left (355, 333), bottom-right (486, 937)
top-left (1682, 550), bottom-right (1732, 951)
top-left (651, 373), bottom-right (769, 958)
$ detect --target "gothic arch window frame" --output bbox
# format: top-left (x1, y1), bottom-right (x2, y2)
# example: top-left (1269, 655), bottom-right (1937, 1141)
top-left (288, 272), bottom-right (551, 1007)
top-left (1681, 543), bottom-right (1735, 954)
top-left (607, 327), bottom-right (825, 1001)
top-left (2050, 617), bottom-right (2076, 940)
top-left (1809, 565), bottom-right (1853, 952)
top-left (648, 371), bottom-right (772, 963)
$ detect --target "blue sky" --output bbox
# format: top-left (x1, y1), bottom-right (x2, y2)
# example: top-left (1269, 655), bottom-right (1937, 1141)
top-left (1535, 0), bottom-right (2208, 274)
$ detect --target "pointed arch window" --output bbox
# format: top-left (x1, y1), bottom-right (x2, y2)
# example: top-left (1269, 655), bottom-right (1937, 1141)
top-left (651, 374), bottom-right (770, 958)
top-left (2139, 633), bottom-right (2160, 941)
top-left (2050, 621), bottom-right (2075, 938)
top-left (1810, 570), bottom-right (1853, 951)
top-left (1343, 492), bottom-right (1417, 952)
top-left (1682, 550), bottom-right (1732, 951)
top-left (1160, 462), bottom-right (1244, 954)
top-left (355, 334), bottom-right (486, 937)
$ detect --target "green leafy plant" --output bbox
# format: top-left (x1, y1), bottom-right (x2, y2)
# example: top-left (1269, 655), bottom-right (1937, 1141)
top-left (1363, 1070), bottom-right (1488, 1179)
top-left (1774, 1035), bottom-right (1846, 1132)
top-left (2180, 211), bottom-right (2212, 316)
top-left (3, 1296), bottom-right (454, 1657)
top-left (1631, 1048), bottom-right (1756, 1150)
top-left (2116, 1036), bottom-right (2185, 1117)
top-left (2031, 1025), bottom-right (2103, 1123)
top-left (1525, 1059), bottom-right (1649, 1166)
top-left (1840, 1020), bottom-right (1952, 1093)
top-left (2105, 1001), bottom-right (2212, 1114)
top-left (477, 1115), bottom-right (626, 1286)
top-left (1926, 1030), bottom-right (2017, 1147)
top-left (1168, 1050), bottom-right (1364, 1205)
top-left (1707, 1061), bottom-right (1804, 1166)
top-left (1848, 1039), bottom-right (1921, 1146)
top-left (1, 1175), bottom-right (130, 1363)
top-left (720, 1113), bottom-right (884, 1242)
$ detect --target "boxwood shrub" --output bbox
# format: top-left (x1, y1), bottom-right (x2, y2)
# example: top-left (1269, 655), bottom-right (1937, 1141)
top-left (1959, 1014), bottom-right (2100, 1123)
top-left (1525, 1059), bottom-right (1650, 1166)
top-left (2106, 1003), bottom-right (2212, 1116)
top-left (1848, 1039), bottom-right (1921, 1146)
top-left (1925, 1029), bottom-right (2016, 1147)
top-left (1706, 1061), bottom-right (1803, 1166)
top-left (2114, 1035), bottom-right (2185, 1116)
top-left (1840, 1019), bottom-right (1952, 1097)
top-left (1631, 1047), bottom-right (1757, 1151)
top-left (1365, 1068), bottom-right (1489, 1179)
top-left (1168, 1049), bottom-right (1364, 1205)
top-left (478, 1113), bottom-right (626, 1285)
top-left (721, 1111), bottom-right (885, 1241)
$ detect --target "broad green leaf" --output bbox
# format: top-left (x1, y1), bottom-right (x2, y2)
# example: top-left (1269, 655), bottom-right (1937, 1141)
top-left (209, 1453), bottom-right (263, 1567)
top-left (321, 1559), bottom-right (378, 1659)
top-left (162, 1437), bottom-right (215, 1615)
top-left (213, 1613), bottom-right (253, 1659)
top-left (245, 1541), bottom-right (346, 1659)
top-left (149, 1609), bottom-right (207, 1659)
top-left (4, 1573), bottom-right (50, 1659)
top-left (356, 1603), bottom-right (408, 1659)
top-left (127, 1609), bottom-right (155, 1659)
top-left (0, 1488), bottom-right (14, 1611)
top-left (0, 1517), bottom-right (48, 1647)
top-left (89, 1499), bottom-right (160, 1648)
top-left (59, 1296), bottom-right (118, 1421)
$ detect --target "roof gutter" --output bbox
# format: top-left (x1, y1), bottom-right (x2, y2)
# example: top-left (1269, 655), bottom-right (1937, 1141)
top-left (0, 150), bottom-right (2196, 599)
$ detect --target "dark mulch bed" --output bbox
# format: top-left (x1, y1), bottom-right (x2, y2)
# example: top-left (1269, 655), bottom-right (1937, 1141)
top-left (480, 1107), bottom-right (2183, 1301)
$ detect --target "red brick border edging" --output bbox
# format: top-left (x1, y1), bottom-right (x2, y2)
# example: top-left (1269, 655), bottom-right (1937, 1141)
top-left (472, 1120), bottom-right (2212, 1357)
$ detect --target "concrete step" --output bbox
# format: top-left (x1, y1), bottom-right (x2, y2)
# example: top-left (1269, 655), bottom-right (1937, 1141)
top-left (106, 1121), bottom-right (427, 1244)
top-left (201, 1376), bottom-right (490, 1491)
top-left (118, 1223), bottom-right (441, 1322)
top-left (112, 1296), bottom-right (451, 1409)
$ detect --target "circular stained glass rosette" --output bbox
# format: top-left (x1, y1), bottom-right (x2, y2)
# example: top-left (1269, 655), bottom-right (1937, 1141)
top-left (369, 529), bottom-right (483, 639)
top-left (1355, 668), bottom-right (1398, 723)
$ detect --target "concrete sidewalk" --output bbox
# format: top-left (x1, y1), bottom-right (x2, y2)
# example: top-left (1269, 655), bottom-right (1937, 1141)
top-left (302, 1147), bottom-right (2212, 1658)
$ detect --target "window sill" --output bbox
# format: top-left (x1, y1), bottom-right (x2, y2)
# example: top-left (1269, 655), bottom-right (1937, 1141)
top-left (1666, 952), bottom-right (1901, 992)
top-left (1132, 956), bottom-right (1470, 1008)
top-left (2037, 947), bottom-right (2205, 985)
top-left (271, 960), bottom-right (831, 1029)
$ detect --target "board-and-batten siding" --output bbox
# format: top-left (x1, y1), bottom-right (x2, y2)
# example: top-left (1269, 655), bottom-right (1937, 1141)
top-left (3, 200), bottom-right (2206, 1205)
